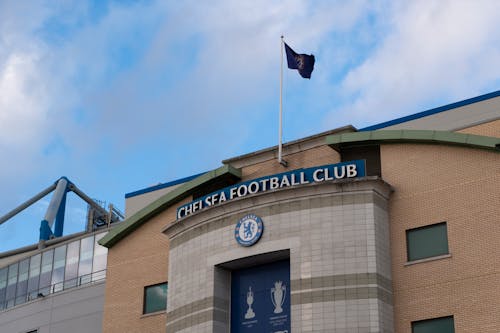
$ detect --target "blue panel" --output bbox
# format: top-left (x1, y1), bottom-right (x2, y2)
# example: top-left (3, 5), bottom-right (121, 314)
top-left (54, 191), bottom-right (67, 237)
top-left (39, 220), bottom-right (54, 241)
top-left (231, 260), bottom-right (290, 333)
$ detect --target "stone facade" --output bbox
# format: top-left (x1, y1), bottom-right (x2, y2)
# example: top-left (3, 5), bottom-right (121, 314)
top-left (164, 178), bottom-right (393, 333)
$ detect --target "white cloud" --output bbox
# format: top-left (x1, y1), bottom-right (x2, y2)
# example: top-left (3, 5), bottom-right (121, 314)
top-left (0, 51), bottom-right (50, 147)
top-left (0, 2), bottom-right (56, 210)
top-left (329, 0), bottom-right (500, 128)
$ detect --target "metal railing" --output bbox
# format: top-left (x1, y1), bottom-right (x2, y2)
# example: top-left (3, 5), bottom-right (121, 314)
top-left (1, 269), bottom-right (106, 311)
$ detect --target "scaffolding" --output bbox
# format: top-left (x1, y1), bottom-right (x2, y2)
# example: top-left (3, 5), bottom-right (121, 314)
top-left (0, 177), bottom-right (123, 243)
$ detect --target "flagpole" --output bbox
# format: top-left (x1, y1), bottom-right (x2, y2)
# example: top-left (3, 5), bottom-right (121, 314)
top-left (279, 36), bottom-right (287, 167)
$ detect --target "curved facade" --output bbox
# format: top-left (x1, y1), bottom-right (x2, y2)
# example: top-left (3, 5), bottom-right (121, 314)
top-left (165, 176), bottom-right (393, 332)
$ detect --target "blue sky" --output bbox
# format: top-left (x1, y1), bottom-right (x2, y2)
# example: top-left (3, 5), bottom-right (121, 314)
top-left (1, 0), bottom-right (499, 252)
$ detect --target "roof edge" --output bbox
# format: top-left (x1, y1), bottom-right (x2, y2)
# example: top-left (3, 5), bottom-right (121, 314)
top-left (359, 90), bottom-right (500, 131)
top-left (99, 164), bottom-right (242, 248)
top-left (125, 172), bottom-right (206, 199)
top-left (223, 125), bottom-right (356, 165)
top-left (326, 130), bottom-right (500, 152)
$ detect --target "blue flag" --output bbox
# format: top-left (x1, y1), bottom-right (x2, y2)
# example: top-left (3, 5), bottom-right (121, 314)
top-left (284, 42), bottom-right (315, 79)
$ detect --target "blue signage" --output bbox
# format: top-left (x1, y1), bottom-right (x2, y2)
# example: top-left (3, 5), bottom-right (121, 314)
top-left (231, 260), bottom-right (290, 333)
top-left (177, 160), bottom-right (366, 219)
top-left (235, 214), bottom-right (264, 247)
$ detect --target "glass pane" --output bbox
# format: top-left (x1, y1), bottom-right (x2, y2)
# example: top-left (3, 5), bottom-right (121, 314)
top-left (6, 263), bottom-right (18, 308)
top-left (64, 240), bottom-right (80, 289)
top-left (51, 246), bottom-right (66, 292)
top-left (0, 267), bottom-right (7, 309)
top-left (92, 233), bottom-right (108, 282)
top-left (78, 236), bottom-right (94, 285)
top-left (39, 250), bottom-right (53, 296)
top-left (412, 316), bottom-right (454, 333)
top-left (407, 222), bottom-right (449, 261)
top-left (15, 259), bottom-right (29, 305)
top-left (0, 267), bottom-right (7, 288)
top-left (144, 283), bottom-right (168, 314)
top-left (28, 254), bottom-right (41, 300)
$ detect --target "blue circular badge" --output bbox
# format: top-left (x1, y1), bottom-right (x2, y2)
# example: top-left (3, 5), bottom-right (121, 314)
top-left (235, 214), bottom-right (264, 247)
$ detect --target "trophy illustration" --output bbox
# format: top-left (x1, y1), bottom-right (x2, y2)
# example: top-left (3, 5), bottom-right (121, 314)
top-left (271, 281), bottom-right (286, 314)
top-left (244, 286), bottom-right (256, 319)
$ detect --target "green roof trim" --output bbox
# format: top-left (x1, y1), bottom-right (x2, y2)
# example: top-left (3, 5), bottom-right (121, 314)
top-left (99, 165), bottom-right (242, 248)
top-left (326, 130), bottom-right (500, 152)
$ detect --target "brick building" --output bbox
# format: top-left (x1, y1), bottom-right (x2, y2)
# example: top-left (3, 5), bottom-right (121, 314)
top-left (96, 91), bottom-right (499, 333)
top-left (99, 90), bottom-right (500, 333)
top-left (2, 91), bottom-right (498, 333)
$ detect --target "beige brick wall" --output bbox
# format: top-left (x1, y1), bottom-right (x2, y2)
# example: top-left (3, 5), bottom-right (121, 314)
top-left (381, 143), bottom-right (500, 332)
top-left (456, 119), bottom-right (500, 137)
top-left (102, 196), bottom-right (192, 333)
top-left (240, 145), bottom-right (340, 181)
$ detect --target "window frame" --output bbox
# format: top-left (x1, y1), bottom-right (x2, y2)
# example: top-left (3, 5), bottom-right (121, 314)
top-left (411, 315), bottom-right (454, 333)
top-left (143, 282), bottom-right (168, 315)
top-left (406, 221), bottom-right (449, 262)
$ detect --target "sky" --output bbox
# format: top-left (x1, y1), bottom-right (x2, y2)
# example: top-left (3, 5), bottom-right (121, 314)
top-left (0, 0), bottom-right (499, 252)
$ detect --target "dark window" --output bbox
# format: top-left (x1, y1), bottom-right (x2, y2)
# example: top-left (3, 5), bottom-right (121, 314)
top-left (340, 145), bottom-right (381, 176)
top-left (143, 283), bottom-right (168, 314)
top-left (412, 316), bottom-right (454, 333)
top-left (406, 222), bottom-right (449, 261)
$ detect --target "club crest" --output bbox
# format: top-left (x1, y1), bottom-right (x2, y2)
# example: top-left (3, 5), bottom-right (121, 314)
top-left (235, 214), bottom-right (264, 246)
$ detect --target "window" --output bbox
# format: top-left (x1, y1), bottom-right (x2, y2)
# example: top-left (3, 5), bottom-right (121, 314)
top-left (78, 236), bottom-right (94, 284)
top-left (0, 267), bottom-right (7, 309)
top-left (39, 249), bottom-right (53, 296)
top-left (27, 254), bottom-right (41, 300)
top-left (406, 222), bottom-right (449, 262)
top-left (143, 283), bottom-right (168, 314)
top-left (412, 316), bottom-right (454, 333)
top-left (64, 240), bottom-right (80, 289)
top-left (15, 259), bottom-right (29, 305)
top-left (51, 245), bottom-right (66, 292)
top-left (0, 232), bottom-right (109, 310)
top-left (92, 233), bottom-right (108, 282)
top-left (340, 145), bottom-right (381, 176)
top-left (6, 263), bottom-right (18, 308)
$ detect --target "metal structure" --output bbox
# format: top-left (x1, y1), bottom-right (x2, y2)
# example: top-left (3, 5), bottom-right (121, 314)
top-left (0, 177), bottom-right (123, 241)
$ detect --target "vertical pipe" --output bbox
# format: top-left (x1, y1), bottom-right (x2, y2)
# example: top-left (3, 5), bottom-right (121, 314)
top-left (40, 178), bottom-right (68, 240)
top-left (43, 178), bottom-right (68, 225)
